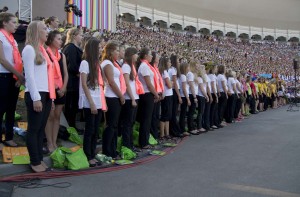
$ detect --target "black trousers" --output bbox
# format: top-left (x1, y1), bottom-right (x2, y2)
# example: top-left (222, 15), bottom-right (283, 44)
top-left (210, 94), bottom-right (219, 127)
top-left (64, 90), bottom-right (79, 127)
top-left (226, 94), bottom-right (237, 123)
top-left (160, 96), bottom-right (172, 122)
top-left (196, 96), bottom-right (206, 129)
top-left (102, 97), bottom-right (122, 158)
top-left (203, 101), bottom-right (211, 130)
top-left (218, 92), bottom-right (227, 124)
top-left (25, 92), bottom-right (52, 165)
top-left (169, 90), bottom-right (182, 136)
top-left (119, 99), bottom-right (138, 149)
top-left (179, 97), bottom-right (188, 133)
top-left (187, 94), bottom-right (196, 131)
top-left (234, 94), bottom-right (242, 119)
top-left (83, 108), bottom-right (102, 160)
top-left (0, 73), bottom-right (19, 142)
top-left (138, 93), bottom-right (154, 147)
top-left (150, 101), bottom-right (160, 139)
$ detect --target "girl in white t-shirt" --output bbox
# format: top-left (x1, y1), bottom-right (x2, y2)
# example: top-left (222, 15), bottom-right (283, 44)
top-left (79, 38), bottom-right (104, 167)
top-left (217, 65), bottom-right (228, 126)
top-left (0, 13), bottom-right (25, 150)
top-left (208, 65), bottom-right (220, 129)
top-left (187, 62), bottom-right (199, 135)
top-left (225, 69), bottom-right (238, 123)
top-left (119, 47), bottom-right (141, 150)
top-left (168, 54), bottom-right (183, 137)
top-left (101, 41), bottom-right (125, 159)
top-left (159, 56), bottom-right (173, 141)
top-left (203, 64), bottom-right (213, 131)
top-left (196, 65), bottom-right (209, 133)
top-left (179, 62), bottom-right (191, 137)
top-left (137, 48), bottom-right (159, 149)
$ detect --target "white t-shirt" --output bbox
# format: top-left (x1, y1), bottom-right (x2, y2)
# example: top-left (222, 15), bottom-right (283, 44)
top-left (138, 62), bottom-right (154, 93)
top-left (100, 59), bottom-right (121, 98)
top-left (187, 71), bottom-right (195, 95)
top-left (162, 70), bottom-right (173, 97)
top-left (227, 77), bottom-right (236, 94)
top-left (217, 74), bottom-right (228, 92)
top-left (0, 31), bottom-right (18, 73)
top-left (78, 60), bottom-right (102, 109)
top-left (122, 63), bottom-right (139, 100)
top-left (168, 66), bottom-right (179, 89)
top-left (179, 74), bottom-right (189, 97)
top-left (197, 77), bottom-right (206, 97)
top-left (208, 74), bottom-right (218, 93)
top-left (205, 74), bottom-right (212, 93)
top-left (22, 45), bottom-right (48, 101)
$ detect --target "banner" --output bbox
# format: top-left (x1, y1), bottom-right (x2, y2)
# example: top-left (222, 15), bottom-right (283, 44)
top-left (67, 0), bottom-right (115, 31)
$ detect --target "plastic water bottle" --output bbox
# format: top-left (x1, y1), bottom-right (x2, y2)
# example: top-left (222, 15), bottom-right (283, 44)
top-left (13, 127), bottom-right (26, 137)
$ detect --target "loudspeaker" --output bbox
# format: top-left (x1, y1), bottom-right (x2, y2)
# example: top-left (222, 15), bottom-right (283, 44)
top-left (293, 59), bottom-right (299, 70)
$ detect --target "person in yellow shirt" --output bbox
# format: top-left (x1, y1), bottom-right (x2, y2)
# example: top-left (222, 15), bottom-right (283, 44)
top-left (257, 78), bottom-right (265, 111)
top-left (270, 79), bottom-right (278, 108)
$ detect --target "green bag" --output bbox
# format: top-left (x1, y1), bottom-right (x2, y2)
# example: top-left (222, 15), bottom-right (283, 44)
top-left (66, 148), bottom-right (89, 170)
top-left (133, 130), bottom-right (158, 146)
top-left (50, 147), bottom-right (72, 169)
top-left (149, 134), bottom-right (158, 145)
top-left (117, 137), bottom-right (122, 153)
top-left (120, 146), bottom-right (136, 160)
top-left (133, 130), bottom-right (139, 147)
top-left (20, 85), bottom-right (25, 91)
top-left (3, 112), bottom-right (22, 121)
top-left (67, 127), bottom-right (83, 145)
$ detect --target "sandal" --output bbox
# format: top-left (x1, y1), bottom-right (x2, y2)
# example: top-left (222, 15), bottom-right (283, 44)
top-left (3, 140), bottom-right (18, 147)
top-left (142, 145), bottom-right (154, 150)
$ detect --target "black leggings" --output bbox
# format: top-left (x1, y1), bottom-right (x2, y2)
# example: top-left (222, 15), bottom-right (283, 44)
top-left (83, 108), bottom-right (102, 160)
top-left (234, 94), bottom-right (242, 119)
top-left (102, 97), bottom-right (122, 158)
top-left (187, 94), bottom-right (196, 131)
top-left (151, 101), bottom-right (160, 139)
top-left (119, 99), bottom-right (138, 149)
top-left (196, 96), bottom-right (206, 129)
top-left (226, 94), bottom-right (237, 123)
top-left (25, 92), bottom-right (52, 166)
top-left (210, 94), bottom-right (219, 127)
top-left (169, 90), bottom-right (182, 136)
top-left (0, 74), bottom-right (19, 142)
top-left (179, 97), bottom-right (188, 133)
top-left (64, 90), bottom-right (79, 127)
top-left (138, 93), bottom-right (154, 147)
top-left (218, 92), bottom-right (227, 124)
top-left (203, 101), bottom-right (211, 130)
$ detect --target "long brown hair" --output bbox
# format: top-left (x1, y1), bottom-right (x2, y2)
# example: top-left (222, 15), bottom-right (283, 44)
top-left (124, 47), bottom-right (138, 81)
top-left (0, 12), bottom-right (15, 29)
top-left (137, 47), bottom-right (150, 68)
top-left (82, 37), bottom-right (100, 90)
top-left (101, 40), bottom-right (119, 62)
top-left (159, 55), bottom-right (170, 74)
top-left (180, 62), bottom-right (189, 75)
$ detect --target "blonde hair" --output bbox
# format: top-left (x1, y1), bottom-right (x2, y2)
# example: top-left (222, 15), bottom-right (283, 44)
top-left (65, 27), bottom-right (81, 44)
top-left (25, 21), bottom-right (44, 65)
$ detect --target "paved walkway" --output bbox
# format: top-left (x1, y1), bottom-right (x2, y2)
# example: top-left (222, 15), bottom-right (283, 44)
top-left (9, 106), bottom-right (300, 197)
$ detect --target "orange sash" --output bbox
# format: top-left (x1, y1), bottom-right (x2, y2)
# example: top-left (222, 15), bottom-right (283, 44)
top-left (0, 29), bottom-right (23, 80)
top-left (113, 61), bottom-right (126, 95)
top-left (131, 63), bottom-right (144, 95)
top-left (98, 66), bottom-right (107, 111)
top-left (40, 45), bottom-right (56, 100)
top-left (153, 64), bottom-right (164, 93)
top-left (46, 47), bottom-right (63, 89)
top-left (142, 60), bottom-right (162, 93)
